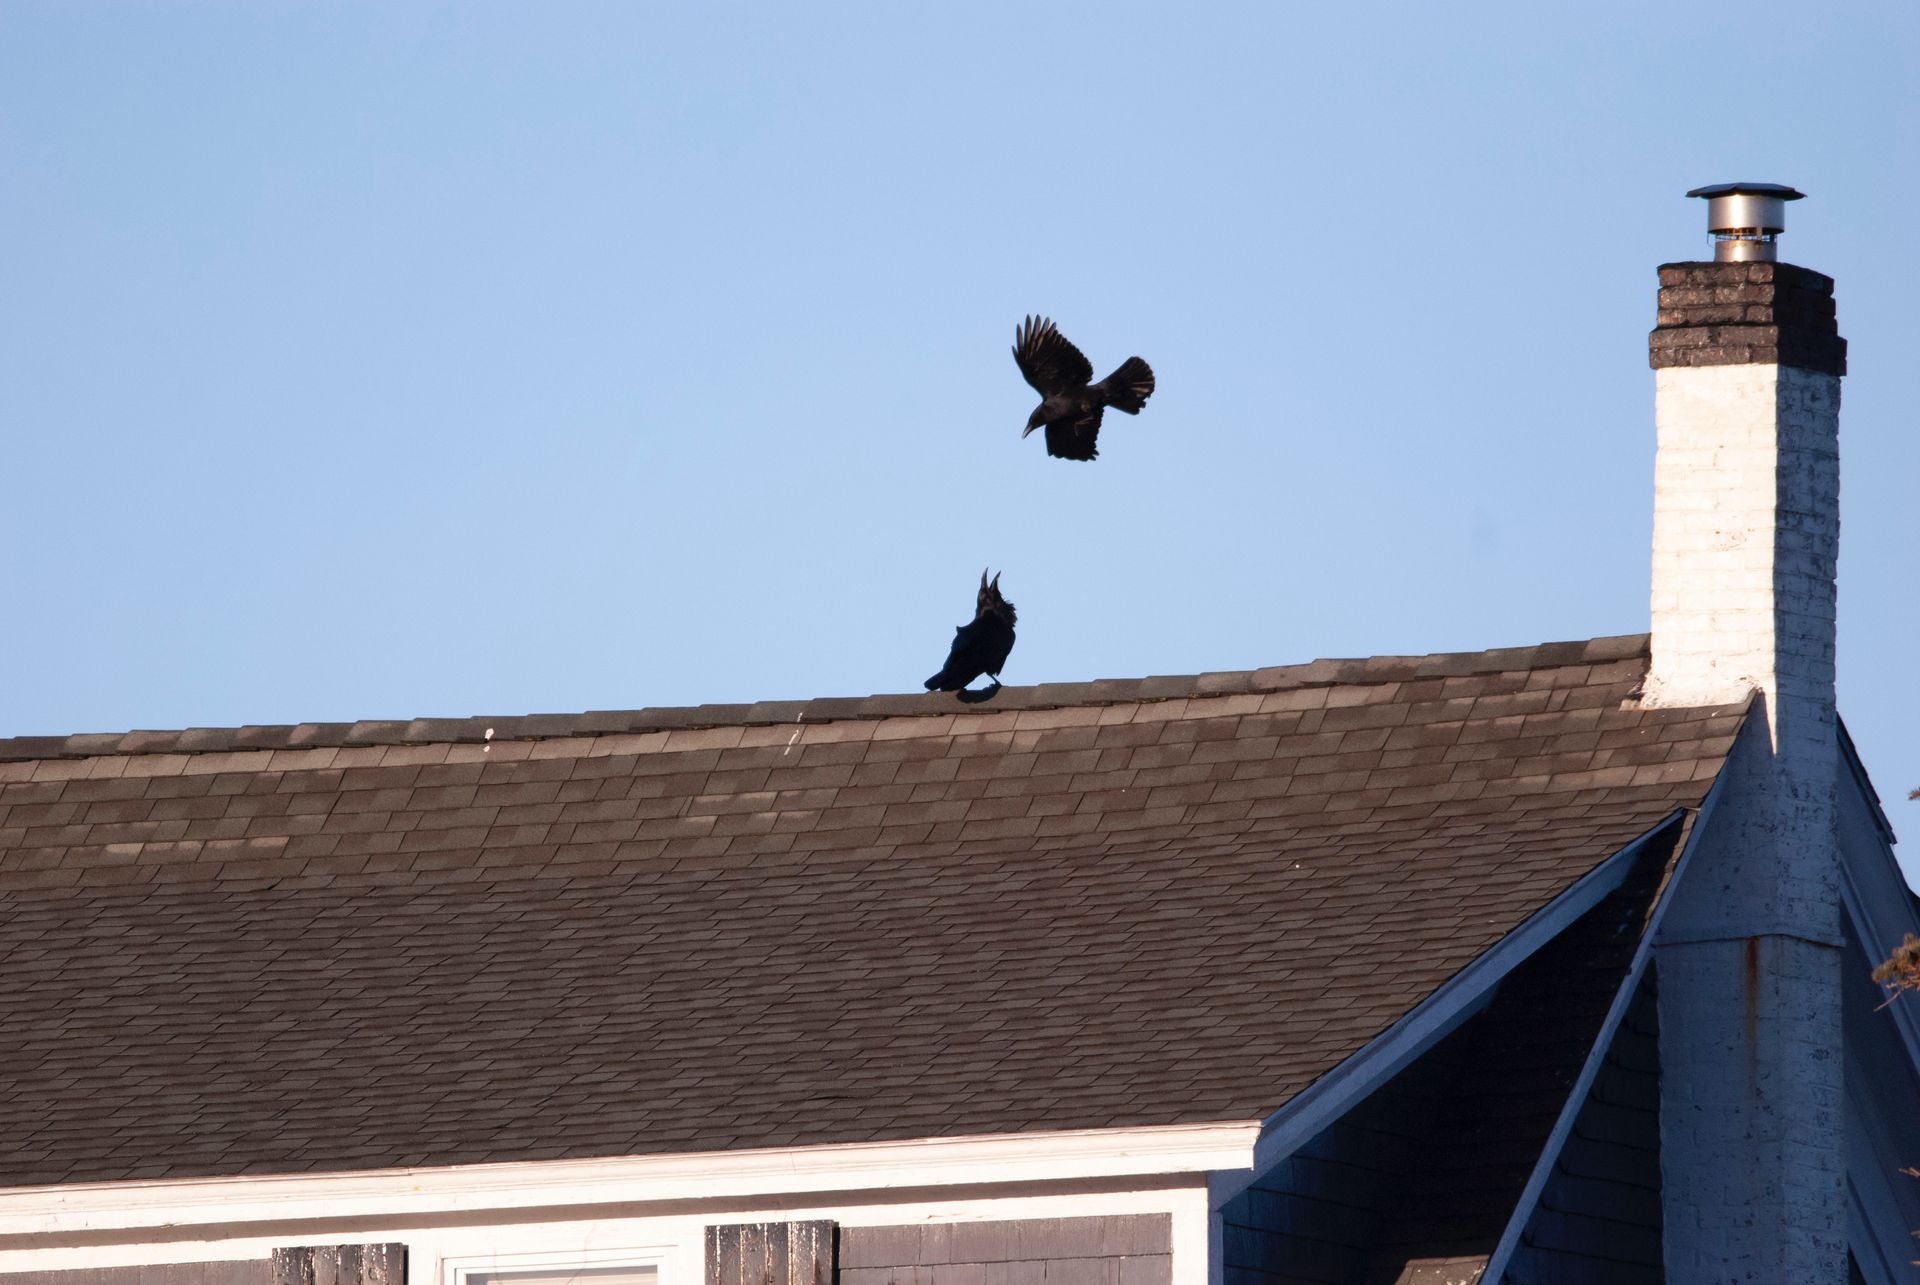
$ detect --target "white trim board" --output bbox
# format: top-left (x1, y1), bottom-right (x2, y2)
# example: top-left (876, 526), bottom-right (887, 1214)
top-left (0, 1122), bottom-right (1260, 1240)
top-left (0, 1185), bottom-right (1214, 1285)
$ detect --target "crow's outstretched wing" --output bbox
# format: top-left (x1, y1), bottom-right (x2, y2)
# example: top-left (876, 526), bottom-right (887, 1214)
top-left (1045, 409), bottom-right (1104, 461)
top-left (1013, 316), bottom-right (1093, 397)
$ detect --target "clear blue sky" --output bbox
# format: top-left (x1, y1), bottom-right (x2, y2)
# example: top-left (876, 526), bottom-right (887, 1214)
top-left (4, 4), bottom-right (1916, 872)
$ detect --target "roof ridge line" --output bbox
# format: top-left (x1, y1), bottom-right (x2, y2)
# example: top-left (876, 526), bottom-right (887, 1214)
top-left (0, 634), bottom-right (1651, 762)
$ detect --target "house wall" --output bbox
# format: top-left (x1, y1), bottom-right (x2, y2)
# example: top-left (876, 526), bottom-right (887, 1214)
top-left (1221, 1034), bottom-right (1469, 1284)
top-left (840, 1217), bottom-right (1170, 1285)
top-left (1501, 975), bottom-right (1663, 1285)
top-left (1221, 1132), bottom-right (1398, 1285)
top-left (0, 1268), bottom-right (268, 1285)
top-left (0, 1245), bottom-right (403, 1285)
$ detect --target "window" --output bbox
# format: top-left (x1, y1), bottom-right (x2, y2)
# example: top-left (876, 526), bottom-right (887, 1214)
top-left (467, 1267), bottom-right (658, 1285)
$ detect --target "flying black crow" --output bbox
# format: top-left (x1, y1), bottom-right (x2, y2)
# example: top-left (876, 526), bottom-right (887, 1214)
top-left (1014, 315), bottom-right (1155, 461)
top-left (925, 570), bottom-right (1017, 693)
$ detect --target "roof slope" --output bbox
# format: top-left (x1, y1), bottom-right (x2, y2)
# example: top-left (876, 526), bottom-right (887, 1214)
top-left (0, 636), bottom-right (1745, 1187)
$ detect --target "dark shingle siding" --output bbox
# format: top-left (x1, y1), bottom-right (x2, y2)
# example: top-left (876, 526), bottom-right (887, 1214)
top-left (0, 1267), bottom-right (268, 1285)
top-left (1502, 976), bottom-right (1664, 1284)
top-left (841, 1217), bottom-right (1170, 1285)
top-left (0, 638), bottom-right (1744, 1187)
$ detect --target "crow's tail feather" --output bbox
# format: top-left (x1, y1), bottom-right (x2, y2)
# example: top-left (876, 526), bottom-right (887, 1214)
top-left (1102, 357), bottom-right (1155, 414)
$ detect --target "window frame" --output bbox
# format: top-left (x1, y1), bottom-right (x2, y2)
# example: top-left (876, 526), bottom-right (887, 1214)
top-left (443, 1242), bottom-right (672, 1285)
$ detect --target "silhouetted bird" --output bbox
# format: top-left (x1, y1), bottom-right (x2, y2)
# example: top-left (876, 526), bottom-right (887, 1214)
top-left (925, 570), bottom-right (1017, 693)
top-left (1014, 315), bottom-right (1155, 461)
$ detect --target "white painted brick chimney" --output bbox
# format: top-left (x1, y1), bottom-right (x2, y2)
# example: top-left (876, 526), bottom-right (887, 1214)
top-left (1645, 362), bottom-right (1840, 719)
top-left (1644, 188), bottom-right (1851, 1283)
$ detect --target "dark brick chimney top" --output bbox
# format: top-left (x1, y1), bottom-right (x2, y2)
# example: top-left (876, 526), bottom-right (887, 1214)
top-left (1648, 260), bottom-right (1846, 377)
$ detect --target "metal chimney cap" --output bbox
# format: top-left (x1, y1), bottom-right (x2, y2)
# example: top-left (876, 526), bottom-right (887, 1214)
top-left (1686, 182), bottom-right (1805, 262)
top-left (1686, 182), bottom-right (1806, 201)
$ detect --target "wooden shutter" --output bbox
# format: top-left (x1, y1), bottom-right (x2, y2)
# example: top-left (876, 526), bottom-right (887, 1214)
top-left (270, 1244), bottom-right (407, 1285)
top-left (707, 1221), bottom-right (836, 1285)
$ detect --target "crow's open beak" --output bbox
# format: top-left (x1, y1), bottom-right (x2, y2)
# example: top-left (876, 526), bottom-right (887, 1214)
top-left (1020, 423), bottom-right (1037, 438)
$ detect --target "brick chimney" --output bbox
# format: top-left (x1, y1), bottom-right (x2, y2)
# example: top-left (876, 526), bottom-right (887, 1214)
top-left (1644, 185), bottom-right (1849, 1282)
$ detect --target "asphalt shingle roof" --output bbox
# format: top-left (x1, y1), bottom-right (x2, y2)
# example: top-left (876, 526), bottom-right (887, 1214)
top-left (0, 635), bottom-right (1746, 1187)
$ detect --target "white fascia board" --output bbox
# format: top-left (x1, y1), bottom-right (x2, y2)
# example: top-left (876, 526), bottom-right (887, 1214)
top-left (0, 1122), bottom-right (1260, 1239)
top-left (1216, 807), bottom-right (1692, 1205)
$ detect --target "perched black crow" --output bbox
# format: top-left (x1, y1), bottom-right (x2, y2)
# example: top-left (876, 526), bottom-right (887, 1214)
top-left (1014, 315), bottom-right (1155, 461)
top-left (925, 570), bottom-right (1017, 693)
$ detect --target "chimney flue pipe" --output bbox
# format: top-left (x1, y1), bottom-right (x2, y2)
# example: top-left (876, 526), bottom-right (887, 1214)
top-left (1687, 181), bottom-right (1806, 261)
